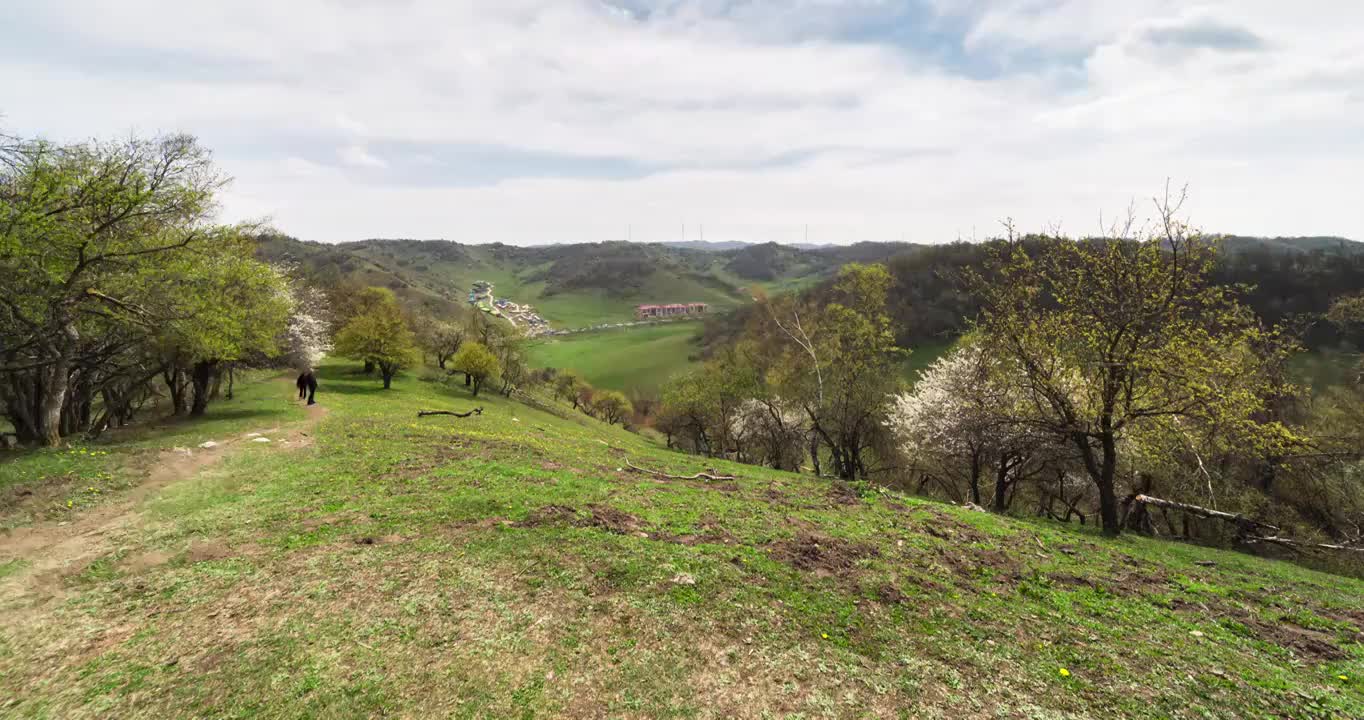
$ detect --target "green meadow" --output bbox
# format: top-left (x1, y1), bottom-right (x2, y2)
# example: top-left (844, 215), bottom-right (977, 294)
top-left (2, 363), bottom-right (1361, 718)
top-left (526, 322), bottom-right (705, 393)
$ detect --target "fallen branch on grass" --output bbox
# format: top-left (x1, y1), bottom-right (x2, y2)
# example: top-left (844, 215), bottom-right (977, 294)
top-left (417, 407), bottom-right (483, 418)
top-left (624, 459), bottom-right (736, 482)
top-left (1134, 495), bottom-right (1364, 554)
top-left (1133, 494), bottom-right (1280, 534)
top-left (1244, 535), bottom-right (1364, 554)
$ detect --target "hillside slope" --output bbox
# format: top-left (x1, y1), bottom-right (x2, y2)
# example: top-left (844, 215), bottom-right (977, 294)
top-left (526, 322), bottom-right (705, 394)
top-left (256, 236), bottom-right (926, 327)
top-left (257, 237), bottom-right (764, 327)
top-left (2, 365), bottom-right (1361, 718)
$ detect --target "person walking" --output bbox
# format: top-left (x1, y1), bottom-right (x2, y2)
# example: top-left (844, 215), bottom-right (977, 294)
top-left (297, 370), bottom-right (318, 405)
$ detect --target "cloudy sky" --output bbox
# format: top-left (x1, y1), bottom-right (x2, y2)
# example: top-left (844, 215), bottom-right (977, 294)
top-left (3, 1), bottom-right (1360, 245)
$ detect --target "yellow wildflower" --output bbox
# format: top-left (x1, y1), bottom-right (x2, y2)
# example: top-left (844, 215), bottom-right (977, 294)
top-left (1058, 668), bottom-right (1071, 678)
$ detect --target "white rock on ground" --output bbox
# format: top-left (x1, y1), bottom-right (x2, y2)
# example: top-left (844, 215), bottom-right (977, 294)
top-left (251, 437), bottom-right (271, 443)
top-left (197, 441), bottom-right (218, 449)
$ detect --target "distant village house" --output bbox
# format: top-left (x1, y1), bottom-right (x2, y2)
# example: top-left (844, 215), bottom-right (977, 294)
top-left (635, 302), bottom-right (707, 320)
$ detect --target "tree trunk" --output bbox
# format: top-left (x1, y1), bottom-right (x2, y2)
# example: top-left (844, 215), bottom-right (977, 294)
top-left (968, 451), bottom-right (982, 506)
top-left (1097, 435), bottom-right (1120, 537)
top-left (225, 366), bottom-right (235, 400)
top-left (464, 373), bottom-right (472, 387)
top-left (382, 367), bottom-right (393, 389)
top-left (1075, 430), bottom-right (1122, 536)
top-left (165, 365), bottom-right (190, 416)
top-left (190, 360), bottom-right (219, 417)
top-left (992, 455), bottom-right (1011, 513)
top-left (3, 371), bottom-right (43, 445)
top-left (60, 377), bottom-right (93, 438)
top-left (470, 377), bottom-right (481, 396)
top-left (363, 360), bottom-right (375, 374)
top-left (37, 359), bottom-right (70, 447)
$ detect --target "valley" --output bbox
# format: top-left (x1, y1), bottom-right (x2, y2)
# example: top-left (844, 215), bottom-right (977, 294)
top-left (8, 7), bottom-right (1364, 716)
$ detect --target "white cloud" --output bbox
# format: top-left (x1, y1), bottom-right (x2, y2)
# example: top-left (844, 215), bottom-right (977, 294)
top-left (338, 144), bottom-right (387, 169)
top-left (1, 0), bottom-right (1360, 243)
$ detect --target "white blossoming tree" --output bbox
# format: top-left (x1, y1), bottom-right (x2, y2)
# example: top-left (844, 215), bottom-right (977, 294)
top-left (887, 341), bottom-right (1052, 511)
top-left (280, 275), bottom-right (333, 371)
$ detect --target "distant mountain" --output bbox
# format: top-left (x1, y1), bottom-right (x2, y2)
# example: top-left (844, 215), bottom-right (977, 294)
top-left (658, 240), bottom-right (753, 252)
top-left (259, 232), bottom-right (1361, 331)
top-left (1217, 235), bottom-right (1363, 255)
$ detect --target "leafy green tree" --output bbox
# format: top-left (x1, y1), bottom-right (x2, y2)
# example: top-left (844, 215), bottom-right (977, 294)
top-left (157, 237), bottom-right (292, 415)
top-left (418, 317), bottom-right (467, 370)
top-left (1327, 293), bottom-right (1364, 328)
top-left (971, 209), bottom-right (1301, 536)
top-left (553, 371), bottom-right (586, 409)
top-left (449, 341), bottom-right (499, 396)
top-left (591, 390), bottom-right (632, 426)
top-left (334, 291), bottom-right (418, 389)
top-left (331, 285), bottom-right (400, 373)
top-left (762, 263), bottom-right (904, 480)
top-left (1, 132), bottom-right (228, 444)
top-left (659, 370), bottom-right (720, 455)
top-left (490, 332), bottom-right (529, 397)
top-left (1328, 293), bottom-right (1364, 386)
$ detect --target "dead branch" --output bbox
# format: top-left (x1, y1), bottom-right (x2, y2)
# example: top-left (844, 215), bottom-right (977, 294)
top-left (1244, 536), bottom-right (1364, 554)
top-left (1133, 494), bottom-right (1280, 533)
top-left (624, 459), bottom-right (736, 482)
top-left (417, 407), bottom-right (483, 418)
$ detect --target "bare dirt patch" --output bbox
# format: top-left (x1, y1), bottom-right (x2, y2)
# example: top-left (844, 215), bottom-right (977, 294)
top-left (123, 550), bottom-right (174, 573)
top-left (935, 546), bottom-right (1022, 587)
top-left (187, 541), bottom-right (234, 563)
top-left (826, 482), bottom-right (862, 506)
top-left (875, 583), bottom-right (908, 604)
top-left (769, 533), bottom-right (879, 577)
top-left (1244, 615), bottom-right (1348, 661)
top-left (917, 510), bottom-right (989, 544)
top-left (352, 533), bottom-right (406, 547)
top-left (520, 504), bottom-right (644, 536)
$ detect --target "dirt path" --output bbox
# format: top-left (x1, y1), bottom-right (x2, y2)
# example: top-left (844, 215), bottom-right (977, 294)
top-left (0, 403), bottom-right (328, 609)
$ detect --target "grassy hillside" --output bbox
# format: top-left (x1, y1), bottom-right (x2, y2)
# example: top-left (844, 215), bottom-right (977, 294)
top-left (257, 236), bottom-right (923, 329)
top-left (524, 326), bottom-right (952, 397)
top-left (526, 322), bottom-right (705, 394)
top-left (3, 364), bottom-right (1362, 718)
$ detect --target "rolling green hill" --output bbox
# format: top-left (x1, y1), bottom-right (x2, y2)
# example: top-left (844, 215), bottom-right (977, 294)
top-left (255, 236), bottom-right (921, 329)
top-left (2, 365), bottom-right (1361, 718)
top-left (526, 322), bottom-right (705, 394)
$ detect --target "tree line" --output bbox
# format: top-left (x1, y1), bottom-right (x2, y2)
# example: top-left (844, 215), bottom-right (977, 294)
top-left (0, 132), bottom-right (327, 447)
top-left (660, 197), bottom-right (1364, 554)
top-left (0, 130), bottom-right (574, 446)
